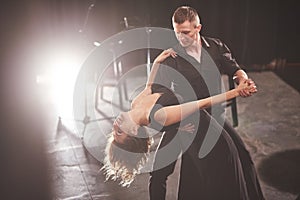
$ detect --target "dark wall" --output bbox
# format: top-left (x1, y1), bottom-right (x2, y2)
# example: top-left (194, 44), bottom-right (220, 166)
top-left (41, 0), bottom-right (299, 92)
top-left (3, 0), bottom-right (299, 65)
top-left (41, 0), bottom-right (299, 65)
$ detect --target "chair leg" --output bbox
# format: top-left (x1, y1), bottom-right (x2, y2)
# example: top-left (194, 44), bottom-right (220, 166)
top-left (100, 86), bottom-right (104, 100)
top-left (122, 79), bottom-right (129, 101)
top-left (231, 98), bottom-right (238, 127)
top-left (117, 84), bottom-right (124, 110)
top-left (228, 77), bottom-right (238, 127)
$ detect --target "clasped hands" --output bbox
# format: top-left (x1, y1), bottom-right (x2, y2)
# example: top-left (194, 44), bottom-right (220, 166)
top-left (237, 79), bottom-right (257, 97)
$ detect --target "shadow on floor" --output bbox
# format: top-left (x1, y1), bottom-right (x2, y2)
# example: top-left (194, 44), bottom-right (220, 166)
top-left (257, 149), bottom-right (300, 195)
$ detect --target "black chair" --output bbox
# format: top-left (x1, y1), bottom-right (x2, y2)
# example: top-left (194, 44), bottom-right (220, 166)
top-left (97, 59), bottom-right (129, 111)
top-left (225, 76), bottom-right (238, 127)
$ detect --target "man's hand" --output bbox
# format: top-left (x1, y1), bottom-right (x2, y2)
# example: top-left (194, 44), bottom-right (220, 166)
top-left (233, 70), bottom-right (257, 97)
top-left (237, 79), bottom-right (257, 97)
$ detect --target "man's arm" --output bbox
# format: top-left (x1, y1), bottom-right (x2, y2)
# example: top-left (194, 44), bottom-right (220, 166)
top-left (218, 40), bottom-right (256, 97)
top-left (233, 69), bottom-right (248, 84)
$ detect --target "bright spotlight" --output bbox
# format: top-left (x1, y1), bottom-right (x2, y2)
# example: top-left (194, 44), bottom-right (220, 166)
top-left (36, 48), bottom-right (82, 122)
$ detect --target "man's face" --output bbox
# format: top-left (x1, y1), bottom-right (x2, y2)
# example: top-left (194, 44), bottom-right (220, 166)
top-left (173, 20), bottom-right (201, 47)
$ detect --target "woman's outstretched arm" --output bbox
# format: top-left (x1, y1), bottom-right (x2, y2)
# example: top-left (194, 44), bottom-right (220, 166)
top-left (154, 79), bottom-right (257, 126)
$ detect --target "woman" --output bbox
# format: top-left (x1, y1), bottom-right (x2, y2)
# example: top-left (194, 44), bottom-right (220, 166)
top-left (101, 49), bottom-right (257, 189)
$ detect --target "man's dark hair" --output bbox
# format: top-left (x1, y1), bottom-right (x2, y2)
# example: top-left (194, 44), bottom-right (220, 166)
top-left (172, 6), bottom-right (200, 24)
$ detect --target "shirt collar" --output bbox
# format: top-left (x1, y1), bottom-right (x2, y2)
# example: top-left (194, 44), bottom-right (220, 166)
top-left (201, 36), bottom-right (210, 48)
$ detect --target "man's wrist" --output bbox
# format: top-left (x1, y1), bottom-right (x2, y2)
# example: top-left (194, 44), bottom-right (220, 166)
top-left (234, 70), bottom-right (248, 84)
top-left (237, 77), bottom-right (247, 85)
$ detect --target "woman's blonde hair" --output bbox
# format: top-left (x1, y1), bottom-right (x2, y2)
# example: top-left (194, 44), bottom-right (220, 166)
top-left (101, 126), bottom-right (152, 187)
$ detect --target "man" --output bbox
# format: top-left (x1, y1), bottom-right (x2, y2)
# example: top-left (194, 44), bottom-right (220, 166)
top-left (148, 6), bottom-right (264, 200)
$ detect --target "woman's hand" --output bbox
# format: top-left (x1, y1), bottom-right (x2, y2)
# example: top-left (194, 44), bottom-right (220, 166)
top-left (145, 48), bottom-right (177, 88)
top-left (237, 79), bottom-right (257, 97)
top-left (177, 123), bottom-right (195, 133)
top-left (154, 48), bottom-right (177, 64)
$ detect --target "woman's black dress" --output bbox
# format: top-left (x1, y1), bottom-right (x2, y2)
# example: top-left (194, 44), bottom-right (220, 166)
top-left (149, 84), bottom-right (249, 200)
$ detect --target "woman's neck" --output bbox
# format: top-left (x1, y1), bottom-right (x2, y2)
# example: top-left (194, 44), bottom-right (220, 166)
top-left (128, 108), bottom-right (149, 126)
top-left (129, 92), bottom-right (162, 126)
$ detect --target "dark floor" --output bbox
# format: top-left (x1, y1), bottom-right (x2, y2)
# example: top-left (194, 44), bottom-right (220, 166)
top-left (45, 71), bottom-right (300, 200)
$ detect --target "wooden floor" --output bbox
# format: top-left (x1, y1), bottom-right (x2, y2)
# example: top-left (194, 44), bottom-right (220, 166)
top-left (4, 71), bottom-right (299, 200)
top-left (42, 71), bottom-right (299, 200)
